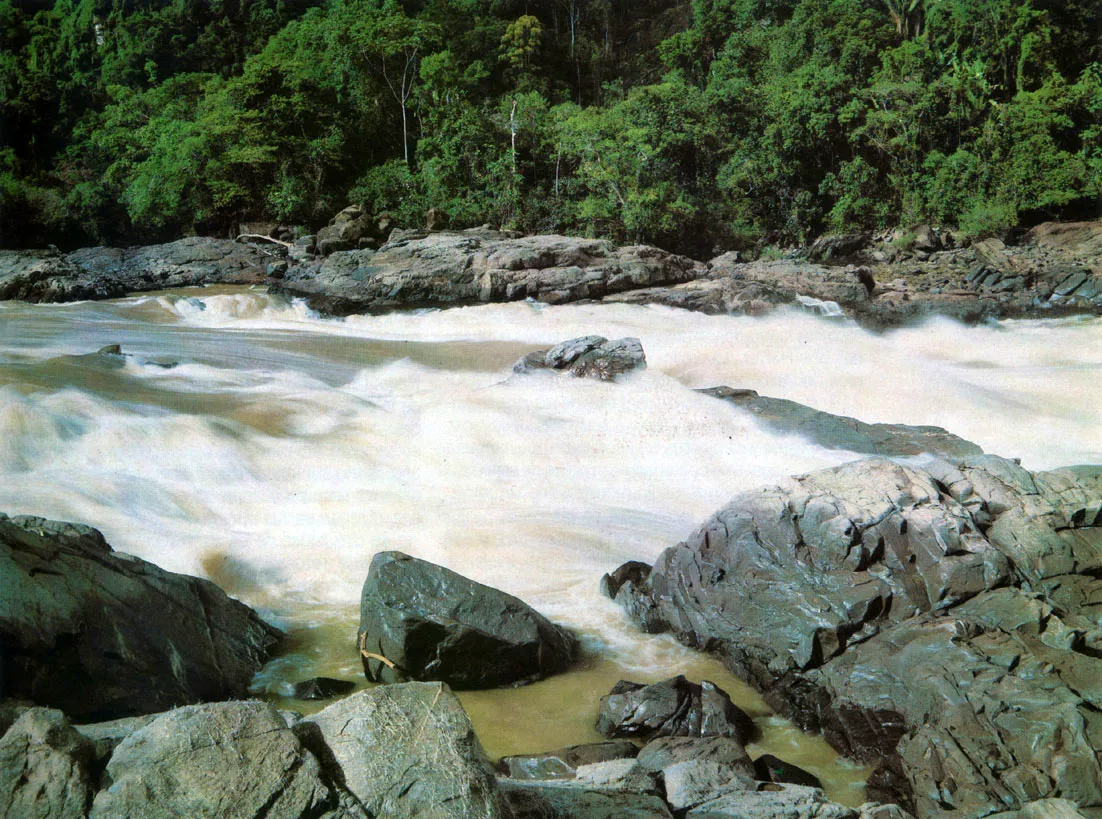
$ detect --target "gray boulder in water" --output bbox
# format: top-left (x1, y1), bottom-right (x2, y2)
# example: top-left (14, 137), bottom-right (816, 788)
top-left (0, 513), bottom-right (283, 720)
top-left (596, 676), bottom-right (756, 744)
top-left (357, 551), bottom-right (577, 688)
top-left (513, 335), bottom-right (647, 381)
top-left (605, 455), bottom-right (1102, 816)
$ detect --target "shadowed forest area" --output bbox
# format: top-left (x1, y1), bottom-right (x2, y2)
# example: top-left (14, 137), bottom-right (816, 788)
top-left (1, 0), bottom-right (1099, 254)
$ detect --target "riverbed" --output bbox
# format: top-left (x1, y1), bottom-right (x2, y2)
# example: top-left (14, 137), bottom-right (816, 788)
top-left (2, 286), bottom-right (1100, 804)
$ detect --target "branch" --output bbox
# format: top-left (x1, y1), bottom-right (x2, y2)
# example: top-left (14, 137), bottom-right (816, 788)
top-left (236, 233), bottom-right (294, 248)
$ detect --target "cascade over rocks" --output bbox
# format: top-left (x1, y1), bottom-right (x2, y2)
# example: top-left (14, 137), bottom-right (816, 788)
top-left (357, 551), bottom-right (578, 688)
top-left (513, 335), bottom-right (647, 381)
top-left (0, 513), bottom-right (283, 721)
top-left (604, 455), bottom-right (1102, 816)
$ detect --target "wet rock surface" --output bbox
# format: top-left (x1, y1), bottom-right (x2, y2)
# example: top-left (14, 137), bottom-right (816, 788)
top-left (357, 551), bottom-right (577, 688)
top-left (513, 335), bottom-right (647, 381)
top-left (497, 741), bottom-right (639, 780)
top-left (0, 237), bottom-right (271, 302)
top-left (595, 676), bottom-right (756, 744)
top-left (606, 455), bottom-right (1102, 816)
top-left (700, 386), bottom-right (984, 458)
top-left (273, 229), bottom-right (704, 314)
top-left (0, 513), bottom-right (283, 721)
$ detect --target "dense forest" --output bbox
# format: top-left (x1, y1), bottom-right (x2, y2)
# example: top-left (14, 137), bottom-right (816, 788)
top-left (1, 0), bottom-right (1099, 255)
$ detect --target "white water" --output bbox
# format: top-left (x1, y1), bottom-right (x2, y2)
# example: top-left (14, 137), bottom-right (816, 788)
top-left (2, 287), bottom-right (1100, 800)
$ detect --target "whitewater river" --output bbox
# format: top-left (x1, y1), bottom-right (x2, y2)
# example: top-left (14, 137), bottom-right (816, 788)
top-left (3, 286), bottom-right (1100, 803)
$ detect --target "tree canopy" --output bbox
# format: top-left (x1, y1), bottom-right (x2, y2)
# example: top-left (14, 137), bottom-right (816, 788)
top-left (1, 0), bottom-right (1098, 253)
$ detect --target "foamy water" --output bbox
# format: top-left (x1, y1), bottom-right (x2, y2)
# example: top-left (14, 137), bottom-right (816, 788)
top-left (2, 287), bottom-right (1100, 801)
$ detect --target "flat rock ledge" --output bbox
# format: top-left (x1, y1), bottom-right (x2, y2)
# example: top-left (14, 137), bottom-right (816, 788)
top-left (0, 513), bottom-right (283, 721)
top-left (604, 455), bottom-right (1102, 817)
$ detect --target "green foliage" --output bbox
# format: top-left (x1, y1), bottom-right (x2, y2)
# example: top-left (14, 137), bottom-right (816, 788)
top-left (0, 0), bottom-right (1098, 250)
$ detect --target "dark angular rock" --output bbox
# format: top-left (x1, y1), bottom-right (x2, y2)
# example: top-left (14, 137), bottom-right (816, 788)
top-left (0, 708), bottom-right (95, 819)
top-left (90, 701), bottom-right (334, 818)
top-left (290, 677), bottom-right (357, 701)
top-left (357, 551), bottom-right (577, 688)
top-left (807, 232), bottom-right (873, 262)
top-left (497, 740), bottom-right (638, 780)
top-left (700, 386), bottom-right (984, 459)
top-left (514, 336), bottom-right (647, 381)
top-left (752, 753), bottom-right (823, 789)
top-left (0, 513), bottom-right (283, 720)
top-left (596, 676), bottom-right (755, 744)
top-left (304, 683), bottom-right (504, 818)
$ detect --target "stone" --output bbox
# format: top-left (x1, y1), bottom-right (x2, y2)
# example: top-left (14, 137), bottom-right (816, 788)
top-left (513, 336), bottom-right (647, 381)
top-left (752, 753), bottom-right (823, 788)
top-left (685, 783), bottom-right (859, 819)
top-left (74, 713), bottom-right (160, 766)
top-left (500, 779), bottom-right (673, 818)
top-left (273, 232), bottom-right (703, 315)
top-left (357, 551), bottom-right (577, 688)
top-left (426, 207), bottom-right (451, 230)
top-left (90, 700), bottom-right (335, 818)
top-left (0, 708), bottom-right (95, 819)
top-left (290, 677), bottom-right (357, 701)
top-left (0, 513), bottom-right (282, 720)
top-left (304, 683), bottom-right (504, 818)
top-left (607, 456), bottom-right (1102, 816)
top-left (807, 232), bottom-right (873, 262)
top-left (595, 676), bottom-right (755, 744)
top-left (700, 387), bottom-right (983, 458)
top-left (636, 736), bottom-right (756, 811)
top-left (497, 740), bottom-right (639, 780)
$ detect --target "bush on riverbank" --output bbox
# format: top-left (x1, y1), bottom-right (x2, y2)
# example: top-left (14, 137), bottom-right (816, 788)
top-left (1, 0), bottom-right (1098, 254)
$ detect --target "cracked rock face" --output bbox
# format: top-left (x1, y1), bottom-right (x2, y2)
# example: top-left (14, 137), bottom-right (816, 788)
top-left (605, 456), bottom-right (1102, 817)
top-left (0, 513), bottom-right (283, 721)
top-left (89, 701), bottom-right (333, 819)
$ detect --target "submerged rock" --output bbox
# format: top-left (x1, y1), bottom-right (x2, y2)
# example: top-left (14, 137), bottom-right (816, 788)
top-left (304, 683), bottom-right (503, 819)
top-left (0, 513), bottom-right (283, 720)
top-left (513, 335), bottom-right (647, 381)
top-left (357, 551), bottom-right (577, 688)
top-left (752, 753), bottom-right (823, 789)
top-left (596, 676), bottom-right (755, 744)
top-left (701, 386), bottom-right (984, 458)
top-left (606, 456), bottom-right (1102, 816)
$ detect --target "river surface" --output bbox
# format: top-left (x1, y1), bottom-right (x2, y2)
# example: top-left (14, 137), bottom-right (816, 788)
top-left (3, 286), bottom-right (1101, 804)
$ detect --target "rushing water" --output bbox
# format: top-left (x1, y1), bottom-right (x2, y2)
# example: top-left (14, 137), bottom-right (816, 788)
top-left (2, 286), bottom-right (1100, 804)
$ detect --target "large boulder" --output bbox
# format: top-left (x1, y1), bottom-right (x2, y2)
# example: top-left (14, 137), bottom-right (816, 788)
top-left (0, 513), bottom-right (283, 720)
top-left (358, 551), bottom-right (577, 688)
top-left (513, 336), bottom-right (647, 381)
top-left (595, 676), bottom-right (755, 744)
top-left (605, 456), bottom-right (1102, 816)
top-left (635, 736), bottom-right (756, 812)
top-left (0, 708), bottom-right (96, 819)
top-left (303, 683), bottom-right (504, 819)
top-left (89, 701), bottom-right (337, 819)
top-left (273, 231), bottom-right (704, 314)
top-left (700, 387), bottom-right (983, 459)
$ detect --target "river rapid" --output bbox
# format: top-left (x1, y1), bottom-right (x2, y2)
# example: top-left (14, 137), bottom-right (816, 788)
top-left (2, 286), bottom-right (1100, 804)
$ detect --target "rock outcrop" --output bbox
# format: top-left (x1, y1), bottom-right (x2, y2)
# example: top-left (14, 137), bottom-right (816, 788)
top-left (0, 513), bottom-right (283, 720)
top-left (604, 455), bottom-right (1102, 816)
top-left (513, 335), bottom-right (647, 381)
top-left (273, 230), bottom-right (704, 314)
top-left (0, 237), bottom-right (271, 302)
top-left (357, 551), bottom-right (577, 688)
top-left (700, 387), bottom-right (984, 459)
top-left (0, 708), bottom-right (96, 819)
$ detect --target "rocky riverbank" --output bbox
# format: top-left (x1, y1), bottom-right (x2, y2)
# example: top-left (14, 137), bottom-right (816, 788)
top-left (2, 216), bottom-right (1099, 329)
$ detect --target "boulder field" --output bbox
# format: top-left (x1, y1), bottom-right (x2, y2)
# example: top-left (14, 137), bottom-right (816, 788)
top-left (2, 218), bottom-right (1100, 328)
top-left (603, 455), bottom-right (1102, 816)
